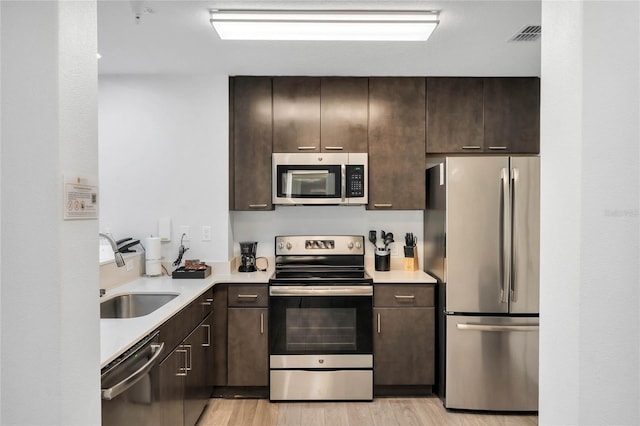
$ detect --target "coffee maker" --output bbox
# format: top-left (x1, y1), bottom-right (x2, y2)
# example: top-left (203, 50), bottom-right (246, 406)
top-left (238, 241), bottom-right (258, 272)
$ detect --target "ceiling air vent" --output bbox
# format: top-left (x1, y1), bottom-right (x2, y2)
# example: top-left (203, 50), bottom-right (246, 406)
top-left (509, 25), bottom-right (541, 42)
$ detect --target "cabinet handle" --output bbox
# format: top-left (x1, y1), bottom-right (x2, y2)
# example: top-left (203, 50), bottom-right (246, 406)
top-left (201, 298), bottom-right (214, 306)
top-left (377, 313), bottom-right (381, 334)
top-left (176, 349), bottom-right (188, 376)
top-left (183, 344), bottom-right (192, 372)
top-left (373, 203), bottom-right (393, 209)
top-left (488, 146), bottom-right (508, 150)
top-left (462, 146), bottom-right (481, 150)
top-left (297, 146), bottom-right (317, 151)
top-left (237, 294), bottom-right (258, 299)
top-left (394, 295), bottom-right (416, 300)
top-left (260, 313), bottom-right (264, 334)
top-left (324, 146), bottom-right (343, 151)
top-left (249, 204), bottom-right (268, 209)
top-left (202, 324), bottom-right (211, 347)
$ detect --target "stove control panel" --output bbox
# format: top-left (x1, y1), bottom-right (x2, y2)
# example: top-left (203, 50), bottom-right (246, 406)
top-left (275, 235), bottom-right (366, 256)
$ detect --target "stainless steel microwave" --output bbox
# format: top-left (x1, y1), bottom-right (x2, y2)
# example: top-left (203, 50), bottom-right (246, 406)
top-left (272, 152), bottom-right (368, 205)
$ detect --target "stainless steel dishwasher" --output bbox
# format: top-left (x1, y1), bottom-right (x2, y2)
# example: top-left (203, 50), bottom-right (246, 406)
top-left (101, 332), bottom-right (165, 426)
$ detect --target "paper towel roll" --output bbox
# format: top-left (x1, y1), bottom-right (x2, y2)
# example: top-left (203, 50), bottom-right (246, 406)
top-left (146, 259), bottom-right (162, 277)
top-left (145, 237), bottom-right (162, 261)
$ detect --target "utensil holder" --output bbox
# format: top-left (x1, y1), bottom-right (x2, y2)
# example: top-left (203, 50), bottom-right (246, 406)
top-left (403, 246), bottom-right (419, 271)
top-left (375, 249), bottom-right (391, 271)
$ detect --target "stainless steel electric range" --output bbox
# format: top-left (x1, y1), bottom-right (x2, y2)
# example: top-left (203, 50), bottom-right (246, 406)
top-left (269, 235), bottom-right (373, 401)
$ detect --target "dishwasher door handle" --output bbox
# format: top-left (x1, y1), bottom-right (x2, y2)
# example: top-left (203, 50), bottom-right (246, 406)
top-left (101, 342), bottom-right (165, 401)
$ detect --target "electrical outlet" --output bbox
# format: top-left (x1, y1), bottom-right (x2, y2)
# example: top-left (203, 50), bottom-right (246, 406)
top-left (390, 243), bottom-right (399, 256)
top-left (180, 226), bottom-right (190, 242)
top-left (202, 226), bottom-right (212, 242)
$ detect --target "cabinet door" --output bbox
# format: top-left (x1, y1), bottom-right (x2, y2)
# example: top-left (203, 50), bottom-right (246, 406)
top-left (212, 285), bottom-right (228, 386)
top-left (232, 76), bottom-right (273, 211)
top-left (373, 307), bottom-right (435, 386)
top-left (158, 348), bottom-right (185, 426)
top-left (484, 77), bottom-right (540, 154)
top-left (183, 316), bottom-right (212, 426)
top-left (368, 77), bottom-right (426, 210)
top-left (273, 77), bottom-right (321, 153)
top-left (426, 77), bottom-right (484, 153)
top-left (227, 307), bottom-right (268, 386)
top-left (320, 77), bottom-right (368, 152)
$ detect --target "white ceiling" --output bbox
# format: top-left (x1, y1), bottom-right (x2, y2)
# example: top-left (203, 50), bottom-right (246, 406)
top-left (97, 0), bottom-right (541, 76)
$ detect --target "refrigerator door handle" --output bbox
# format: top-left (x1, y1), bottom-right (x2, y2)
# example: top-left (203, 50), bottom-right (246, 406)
top-left (456, 323), bottom-right (539, 332)
top-left (500, 168), bottom-right (510, 304)
top-left (510, 167), bottom-right (518, 302)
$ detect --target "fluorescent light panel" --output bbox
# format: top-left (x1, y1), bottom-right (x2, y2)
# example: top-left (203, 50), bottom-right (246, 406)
top-left (209, 10), bottom-right (439, 41)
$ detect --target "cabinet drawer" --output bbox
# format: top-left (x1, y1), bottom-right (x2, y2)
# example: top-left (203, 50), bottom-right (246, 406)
top-left (374, 284), bottom-right (434, 307)
top-left (228, 284), bottom-right (268, 307)
top-left (159, 302), bottom-right (198, 357)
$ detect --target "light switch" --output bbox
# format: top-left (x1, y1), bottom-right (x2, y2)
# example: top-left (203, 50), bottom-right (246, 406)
top-left (202, 226), bottom-right (212, 241)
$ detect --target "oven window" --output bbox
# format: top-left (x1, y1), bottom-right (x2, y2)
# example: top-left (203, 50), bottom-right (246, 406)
top-left (286, 308), bottom-right (356, 351)
top-left (276, 165), bottom-right (341, 198)
top-left (270, 295), bottom-right (372, 355)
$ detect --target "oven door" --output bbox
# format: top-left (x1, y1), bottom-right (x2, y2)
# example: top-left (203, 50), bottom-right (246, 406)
top-left (269, 286), bottom-right (373, 356)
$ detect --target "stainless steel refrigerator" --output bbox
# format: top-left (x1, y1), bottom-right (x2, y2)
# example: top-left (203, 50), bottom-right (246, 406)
top-left (424, 156), bottom-right (539, 412)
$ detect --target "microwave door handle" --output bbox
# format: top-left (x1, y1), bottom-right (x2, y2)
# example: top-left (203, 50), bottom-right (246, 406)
top-left (341, 164), bottom-right (346, 201)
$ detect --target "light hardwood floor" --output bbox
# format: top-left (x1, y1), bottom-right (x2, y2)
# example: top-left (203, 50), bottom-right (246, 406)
top-left (197, 397), bottom-right (538, 426)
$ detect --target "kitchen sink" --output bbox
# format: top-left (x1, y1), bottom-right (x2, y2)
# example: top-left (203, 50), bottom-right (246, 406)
top-left (100, 293), bottom-right (178, 319)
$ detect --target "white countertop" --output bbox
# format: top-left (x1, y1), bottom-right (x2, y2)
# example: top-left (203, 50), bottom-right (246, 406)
top-left (100, 267), bottom-right (273, 368)
top-left (366, 268), bottom-right (437, 284)
top-left (100, 263), bottom-right (435, 368)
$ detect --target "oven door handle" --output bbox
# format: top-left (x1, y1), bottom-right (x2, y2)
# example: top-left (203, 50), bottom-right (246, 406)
top-left (269, 286), bottom-right (373, 297)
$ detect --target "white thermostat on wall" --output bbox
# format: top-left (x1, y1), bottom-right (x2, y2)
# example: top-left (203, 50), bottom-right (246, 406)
top-left (159, 217), bottom-right (171, 241)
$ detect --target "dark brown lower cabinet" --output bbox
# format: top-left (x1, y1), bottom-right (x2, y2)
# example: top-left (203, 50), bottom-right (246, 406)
top-left (212, 284), bottom-right (228, 386)
top-left (159, 314), bottom-right (213, 426)
top-left (227, 307), bottom-right (268, 386)
top-left (159, 347), bottom-right (185, 426)
top-left (373, 307), bottom-right (435, 386)
top-left (373, 283), bottom-right (435, 395)
top-left (158, 292), bottom-right (214, 426)
top-left (184, 314), bottom-right (213, 426)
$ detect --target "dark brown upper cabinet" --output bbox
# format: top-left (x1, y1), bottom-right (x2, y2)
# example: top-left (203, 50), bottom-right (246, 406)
top-left (425, 77), bottom-right (540, 154)
top-left (368, 77), bottom-right (426, 210)
top-left (231, 77), bottom-right (273, 211)
top-left (483, 77), bottom-right (540, 154)
top-left (273, 77), bottom-right (368, 153)
top-left (426, 77), bottom-right (484, 153)
top-left (320, 77), bottom-right (369, 152)
top-left (273, 77), bottom-right (321, 153)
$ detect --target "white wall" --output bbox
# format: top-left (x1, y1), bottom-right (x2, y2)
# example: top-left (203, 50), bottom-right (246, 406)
top-left (98, 74), bottom-right (231, 265)
top-left (540, 1), bottom-right (640, 425)
top-left (1, 1), bottom-right (100, 424)
top-left (231, 208), bottom-right (423, 261)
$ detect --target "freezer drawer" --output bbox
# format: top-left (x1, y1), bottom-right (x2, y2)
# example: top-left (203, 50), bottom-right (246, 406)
top-left (445, 315), bottom-right (538, 411)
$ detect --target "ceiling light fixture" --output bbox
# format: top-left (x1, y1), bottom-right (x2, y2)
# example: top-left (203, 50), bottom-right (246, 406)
top-left (209, 10), bottom-right (440, 41)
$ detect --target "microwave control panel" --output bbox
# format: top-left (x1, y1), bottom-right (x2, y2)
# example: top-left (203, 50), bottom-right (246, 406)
top-left (346, 165), bottom-right (365, 197)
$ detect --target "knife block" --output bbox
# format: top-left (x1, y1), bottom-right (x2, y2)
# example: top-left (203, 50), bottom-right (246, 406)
top-left (403, 246), bottom-right (419, 271)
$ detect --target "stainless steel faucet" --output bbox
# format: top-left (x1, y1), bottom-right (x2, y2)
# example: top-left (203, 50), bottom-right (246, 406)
top-left (100, 233), bottom-right (125, 267)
